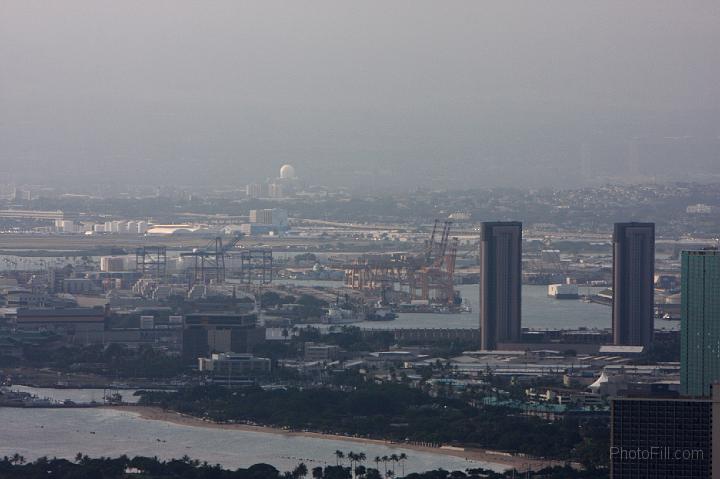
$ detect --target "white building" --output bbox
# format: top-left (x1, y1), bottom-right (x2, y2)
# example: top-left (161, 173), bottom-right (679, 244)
top-left (686, 203), bottom-right (714, 214)
top-left (100, 256), bottom-right (125, 272)
top-left (54, 220), bottom-right (77, 233)
top-left (246, 183), bottom-right (264, 198)
top-left (198, 353), bottom-right (271, 380)
top-left (249, 209), bottom-right (288, 228)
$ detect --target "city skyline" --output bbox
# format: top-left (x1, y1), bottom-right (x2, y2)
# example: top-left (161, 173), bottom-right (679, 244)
top-left (2, 2), bottom-right (719, 478)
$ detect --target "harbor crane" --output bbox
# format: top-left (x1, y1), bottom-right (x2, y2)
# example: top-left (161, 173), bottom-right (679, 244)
top-left (181, 235), bottom-right (243, 286)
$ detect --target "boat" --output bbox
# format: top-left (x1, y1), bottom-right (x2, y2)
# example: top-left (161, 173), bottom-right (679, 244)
top-left (0, 387), bottom-right (27, 407)
top-left (321, 305), bottom-right (363, 324)
top-left (548, 283), bottom-right (580, 299)
top-left (365, 307), bottom-right (398, 322)
top-left (397, 302), bottom-right (453, 314)
top-left (21, 396), bottom-right (55, 408)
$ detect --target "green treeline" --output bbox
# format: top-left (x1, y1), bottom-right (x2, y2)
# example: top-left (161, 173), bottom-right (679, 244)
top-left (139, 383), bottom-right (608, 469)
top-left (0, 455), bottom-right (609, 479)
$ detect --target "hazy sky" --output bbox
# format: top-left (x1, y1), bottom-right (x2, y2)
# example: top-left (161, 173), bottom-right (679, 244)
top-left (1, 1), bottom-right (719, 190)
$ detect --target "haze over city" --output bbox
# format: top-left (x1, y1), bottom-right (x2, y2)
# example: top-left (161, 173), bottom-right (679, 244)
top-left (3, 3), bottom-right (720, 479)
top-left (2, 0), bottom-right (720, 189)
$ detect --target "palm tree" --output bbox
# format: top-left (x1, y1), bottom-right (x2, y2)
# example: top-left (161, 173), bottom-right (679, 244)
top-left (381, 456), bottom-right (389, 476)
top-left (354, 453), bottom-right (366, 478)
top-left (293, 463), bottom-right (308, 479)
top-left (347, 452), bottom-right (357, 476)
top-left (398, 454), bottom-right (407, 477)
top-left (374, 456), bottom-right (381, 472)
top-left (388, 454), bottom-right (400, 474)
top-left (335, 450), bottom-right (345, 466)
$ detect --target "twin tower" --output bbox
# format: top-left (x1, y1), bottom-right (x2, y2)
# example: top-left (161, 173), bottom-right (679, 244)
top-left (479, 221), bottom-right (655, 350)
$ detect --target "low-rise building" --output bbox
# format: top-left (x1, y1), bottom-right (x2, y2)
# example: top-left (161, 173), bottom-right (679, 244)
top-left (525, 387), bottom-right (604, 407)
top-left (182, 312), bottom-right (264, 362)
top-left (15, 307), bottom-right (106, 335)
top-left (0, 336), bottom-right (23, 359)
top-left (100, 256), bottom-right (126, 272)
top-left (62, 278), bottom-right (95, 294)
top-left (198, 353), bottom-right (271, 383)
top-left (3, 287), bottom-right (48, 307)
top-left (304, 343), bottom-right (341, 362)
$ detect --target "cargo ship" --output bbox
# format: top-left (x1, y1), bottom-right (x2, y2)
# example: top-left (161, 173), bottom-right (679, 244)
top-left (547, 283), bottom-right (580, 299)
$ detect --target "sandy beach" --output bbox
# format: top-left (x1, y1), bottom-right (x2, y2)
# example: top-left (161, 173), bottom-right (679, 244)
top-left (104, 405), bottom-right (565, 471)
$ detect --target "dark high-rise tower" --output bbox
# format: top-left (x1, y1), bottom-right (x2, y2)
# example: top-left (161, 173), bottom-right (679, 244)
top-left (611, 396), bottom-right (716, 478)
top-left (612, 222), bottom-right (655, 348)
top-left (479, 221), bottom-right (522, 350)
top-left (681, 249), bottom-right (720, 397)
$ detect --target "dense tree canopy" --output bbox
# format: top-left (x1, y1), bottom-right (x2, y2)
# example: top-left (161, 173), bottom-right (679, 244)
top-left (0, 455), bottom-right (609, 479)
top-left (139, 383), bottom-right (608, 469)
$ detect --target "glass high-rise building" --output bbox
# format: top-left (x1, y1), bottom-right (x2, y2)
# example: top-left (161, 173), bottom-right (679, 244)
top-left (611, 396), bottom-right (716, 479)
top-left (681, 249), bottom-right (720, 397)
top-left (479, 221), bottom-right (522, 350)
top-left (613, 222), bottom-right (655, 348)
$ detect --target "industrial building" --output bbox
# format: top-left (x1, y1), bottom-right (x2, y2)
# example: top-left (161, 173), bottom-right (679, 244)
top-left (100, 256), bottom-right (126, 272)
top-left (15, 307), bottom-right (106, 336)
top-left (182, 312), bottom-right (265, 362)
top-left (2, 287), bottom-right (48, 307)
top-left (247, 208), bottom-right (288, 231)
top-left (304, 343), bottom-right (341, 362)
top-left (61, 278), bottom-right (95, 294)
top-left (48, 267), bottom-right (71, 294)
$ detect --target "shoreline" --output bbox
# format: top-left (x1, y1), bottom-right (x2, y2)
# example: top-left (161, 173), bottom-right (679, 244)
top-left (104, 405), bottom-right (564, 471)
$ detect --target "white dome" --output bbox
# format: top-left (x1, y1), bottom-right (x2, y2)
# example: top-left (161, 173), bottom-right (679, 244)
top-left (279, 164), bottom-right (295, 179)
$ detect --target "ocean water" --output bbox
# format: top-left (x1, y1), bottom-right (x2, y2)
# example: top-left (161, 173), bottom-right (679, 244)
top-left (276, 281), bottom-right (678, 332)
top-left (357, 284), bottom-right (612, 330)
top-left (0, 407), bottom-right (506, 473)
